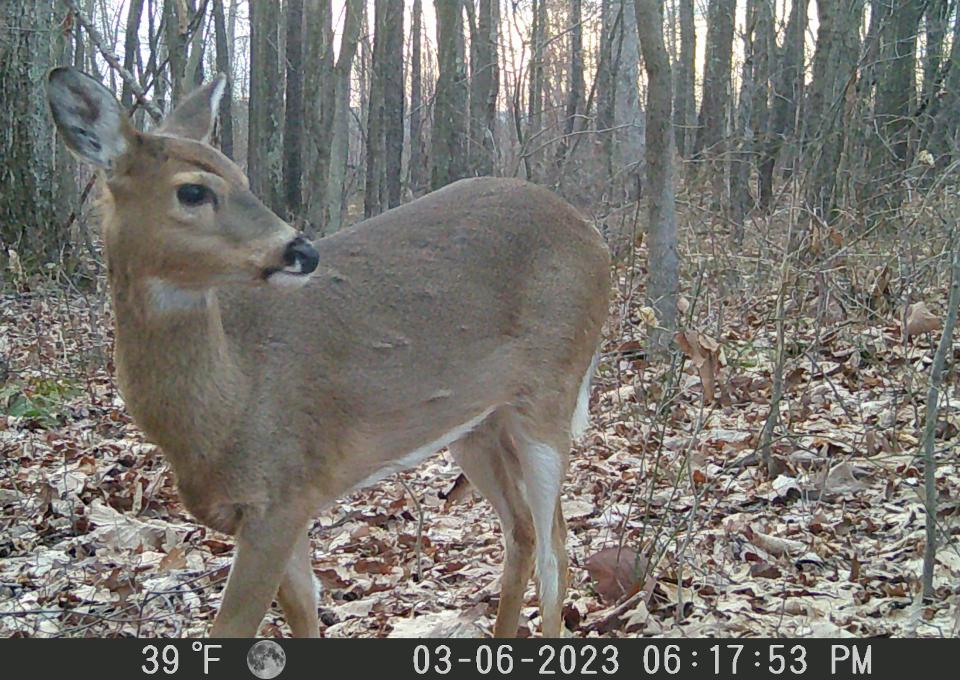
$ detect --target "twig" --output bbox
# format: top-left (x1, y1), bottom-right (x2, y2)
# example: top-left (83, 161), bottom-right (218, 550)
top-left (60, 0), bottom-right (163, 122)
top-left (399, 478), bottom-right (425, 582)
top-left (920, 226), bottom-right (960, 599)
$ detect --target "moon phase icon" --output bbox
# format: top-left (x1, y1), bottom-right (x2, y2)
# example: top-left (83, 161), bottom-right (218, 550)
top-left (246, 640), bottom-right (286, 679)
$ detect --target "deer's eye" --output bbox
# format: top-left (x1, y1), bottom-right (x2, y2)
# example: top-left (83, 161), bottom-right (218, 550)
top-left (177, 184), bottom-right (215, 207)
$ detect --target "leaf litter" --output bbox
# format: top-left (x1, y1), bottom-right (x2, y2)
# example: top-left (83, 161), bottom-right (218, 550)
top-left (1, 241), bottom-right (959, 638)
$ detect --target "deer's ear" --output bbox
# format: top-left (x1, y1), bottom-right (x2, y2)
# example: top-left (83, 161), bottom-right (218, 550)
top-left (47, 67), bottom-right (130, 169)
top-left (158, 74), bottom-right (227, 143)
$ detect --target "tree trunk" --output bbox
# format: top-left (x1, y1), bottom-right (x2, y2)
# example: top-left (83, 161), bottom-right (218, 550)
top-left (674, 0), bottom-right (695, 158)
top-left (693, 0), bottom-right (734, 160)
top-left (164, 0), bottom-right (187, 104)
top-left (0, 0), bottom-right (74, 268)
top-left (614, 0), bottom-right (643, 195)
top-left (364, 1), bottom-right (386, 217)
top-left (634, 0), bottom-right (679, 356)
top-left (554, 0), bottom-right (583, 175)
top-left (597, 1), bottom-right (642, 194)
top-left (212, 0), bottom-right (234, 159)
top-left (284, 0), bottom-right (304, 219)
top-left (928, 7), bottom-right (960, 170)
top-left (920, 0), bottom-right (949, 123)
top-left (431, 0), bottom-right (469, 190)
top-left (382, 0), bottom-right (405, 209)
top-left (731, 0), bottom-right (758, 241)
top-left (693, 0), bottom-right (735, 210)
top-left (867, 0), bottom-right (924, 215)
top-left (597, 0), bottom-right (618, 175)
top-left (469, 0), bottom-right (499, 176)
top-left (803, 0), bottom-right (863, 226)
top-left (121, 0), bottom-right (145, 109)
top-left (185, 0), bottom-right (206, 87)
top-left (248, 0), bottom-right (284, 212)
top-left (303, 0), bottom-right (334, 233)
top-left (409, 0), bottom-right (426, 194)
top-left (761, 0), bottom-right (807, 196)
top-left (322, 0), bottom-right (362, 232)
top-left (525, 0), bottom-right (548, 180)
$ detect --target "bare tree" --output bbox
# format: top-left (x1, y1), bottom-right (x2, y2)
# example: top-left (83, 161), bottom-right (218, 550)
top-left (303, 0), bottom-right (334, 232)
top-left (730, 0), bottom-right (772, 237)
top-left (1, 0), bottom-right (75, 267)
top-left (248, 0), bottom-right (284, 212)
top-left (759, 0), bottom-right (806, 205)
top-left (409, 0), bottom-right (427, 194)
top-left (284, 0), bottom-right (304, 219)
top-left (431, 0), bottom-right (469, 189)
top-left (804, 0), bottom-right (863, 226)
top-left (614, 0), bottom-right (642, 194)
top-left (322, 0), bottom-right (362, 232)
top-left (693, 0), bottom-right (734, 162)
top-left (164, 0), bottom-right (187, 104)
top-left (525, 0), bottom-right (548, 180)
top-left (554, 0), bottom-right (583, 176)
top-left (382, 0), bottom-right (405, 209)
top-left (184, 0), bottom-right (207, 87)
top-left (674, 0), bottom-right (695, 158)
top-left (120, 0), bottom-right (145, 109)
top-left (867, 0), bottom-right (924, 215)
top-left (927, 6), bottom-right (960, 171)
top-left (468, 0), bottom-right (500, 176)
top-left (596, 0), bottom-right (618, 172)
top-left (365, 1), bottom-right (386, 217)
top-left (596, 0), bottom-right (642, 193)
top-left (634, 0), bottom-right (679, 354)
top-left (408, 0), bottom-right (427, 196)
top-left (212, 0), bottom-right (234, 159)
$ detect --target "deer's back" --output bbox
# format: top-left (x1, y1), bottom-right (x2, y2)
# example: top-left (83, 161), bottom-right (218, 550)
top-left (219, 178), bottom-right (609, 457)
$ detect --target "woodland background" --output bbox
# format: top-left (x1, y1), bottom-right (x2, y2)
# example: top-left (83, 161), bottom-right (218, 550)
top-left (1, 0), bottom-right (960, 637)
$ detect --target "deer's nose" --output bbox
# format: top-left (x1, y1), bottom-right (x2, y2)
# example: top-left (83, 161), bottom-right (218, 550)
top-left (283, 236), bottom-right (319, 275)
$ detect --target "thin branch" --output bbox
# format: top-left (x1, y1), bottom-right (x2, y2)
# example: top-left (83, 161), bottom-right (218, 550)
top-left (920, 226), bottom-right (960, 599)
top-left (60, 0), bottom-right (163, 121)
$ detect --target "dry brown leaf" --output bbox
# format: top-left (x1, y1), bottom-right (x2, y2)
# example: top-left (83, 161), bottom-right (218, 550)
top-left (387, 604), bottom-right (487, 638)
top-left (675, 330), bottom-right (721, 401)
top-left (746, 528), bottom-right (806, 558)
top-left (584, 547), bottom-right (643, 603)
top-left (823, 462), bottom-right (871, 495)
top-left (904, 301), bottom-right (941, 338)
top-left (158, 546), bottom-right (187, 571)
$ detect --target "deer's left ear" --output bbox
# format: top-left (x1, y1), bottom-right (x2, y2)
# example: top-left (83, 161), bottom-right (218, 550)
top-left (157, 74), bottom-right (227, 143)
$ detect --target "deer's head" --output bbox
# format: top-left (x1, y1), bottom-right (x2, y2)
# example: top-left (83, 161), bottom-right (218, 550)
top-left (47, 68), bottom-right (318, 291)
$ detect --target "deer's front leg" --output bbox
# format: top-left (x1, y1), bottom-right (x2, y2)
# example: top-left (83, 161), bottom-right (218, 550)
top-left (210, 505), bottom-right (308, 637)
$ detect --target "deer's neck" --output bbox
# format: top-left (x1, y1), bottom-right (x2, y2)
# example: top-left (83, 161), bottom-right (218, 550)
top-left (109, 273), bottom-right (249, 461)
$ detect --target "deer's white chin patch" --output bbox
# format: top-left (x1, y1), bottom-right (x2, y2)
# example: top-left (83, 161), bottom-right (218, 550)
top-left (266, 270), bottom-right (312, 289)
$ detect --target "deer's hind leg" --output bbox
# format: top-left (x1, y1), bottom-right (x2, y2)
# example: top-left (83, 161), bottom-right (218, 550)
top-left (512, 425), bottom-right (570, 638)
top-left (450, 412), bottom-right (536, 637)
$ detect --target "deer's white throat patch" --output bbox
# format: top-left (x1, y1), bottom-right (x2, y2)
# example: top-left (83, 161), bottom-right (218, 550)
top-left (146, 278), bottom-right (210, 313)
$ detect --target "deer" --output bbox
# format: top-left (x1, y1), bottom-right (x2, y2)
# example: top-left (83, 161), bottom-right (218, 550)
top-left (46, 68), bottom-right (610, 638)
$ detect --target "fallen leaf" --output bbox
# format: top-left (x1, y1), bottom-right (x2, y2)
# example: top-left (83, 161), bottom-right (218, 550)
top-left (746, 528), bottom-right (806, 558)
top-left (585, 547), bottom-right (644, 603)
top-left (675, 330), bottom-right (721, 401)
top-left (904, 302), bottom-right (940, 338)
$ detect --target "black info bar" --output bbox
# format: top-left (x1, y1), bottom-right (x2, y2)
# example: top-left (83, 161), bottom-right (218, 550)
top-left (0, 638), bottom-right (951, 680)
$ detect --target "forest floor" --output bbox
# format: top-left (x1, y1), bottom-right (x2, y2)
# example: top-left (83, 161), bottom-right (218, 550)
top-left (1, 205), bottom-right (959, 638)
